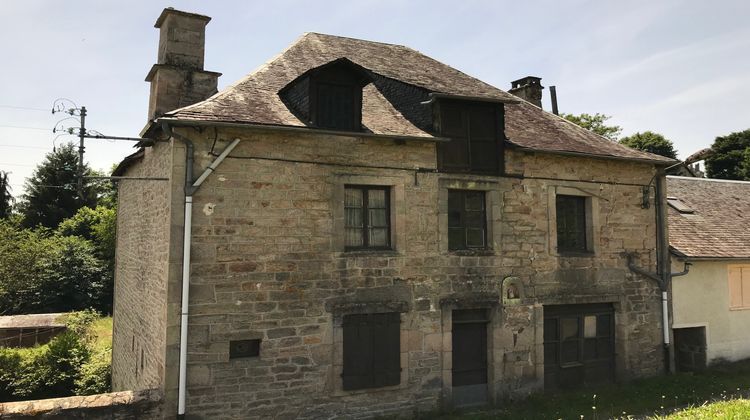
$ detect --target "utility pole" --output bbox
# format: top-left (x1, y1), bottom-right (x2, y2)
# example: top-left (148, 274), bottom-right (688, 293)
top-left (77, 106), bottom-right (87, 201)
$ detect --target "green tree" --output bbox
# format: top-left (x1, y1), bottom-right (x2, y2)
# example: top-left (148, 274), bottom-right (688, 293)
top-left (619, 131), bottom-right (678, 159)
top-left (706, 129), bottom-right (750, 180)
top-left (562, 113), bottom-right (622, 141)
top-left (57, 206), bottom-right (116, 313)
top-left (17, 143), bottom-right (98, 229)
top-left (0, 221), bottom-right (105, 315)
top-left (0, 171), bottom-right (12, 219)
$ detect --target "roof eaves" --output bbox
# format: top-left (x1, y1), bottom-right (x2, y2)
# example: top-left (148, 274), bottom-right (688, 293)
top-left (506, 142), bottom-right (677, 166)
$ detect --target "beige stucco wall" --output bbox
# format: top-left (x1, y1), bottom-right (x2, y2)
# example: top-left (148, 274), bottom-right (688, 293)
top-left (671, 259), bottom-right (750, 363)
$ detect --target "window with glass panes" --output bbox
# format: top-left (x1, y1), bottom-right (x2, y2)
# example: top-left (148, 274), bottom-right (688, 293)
top-left (448, 190), bottom-right (486, 250)
top-left (345, 186), bottom-right (390, 249)
top-left (556, 195), bottom-right (587, 253)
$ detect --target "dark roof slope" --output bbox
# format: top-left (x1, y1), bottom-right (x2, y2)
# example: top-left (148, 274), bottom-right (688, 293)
top-left (167, 32), bottom-right (673, 164)
top-left (667, 176), bottom-right (750, 259)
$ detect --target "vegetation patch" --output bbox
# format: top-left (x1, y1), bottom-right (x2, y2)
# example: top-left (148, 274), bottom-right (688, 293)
top-left (0, 311), bottom-right (112, 402)
top-left (435, 359), bottom-right (750, 420)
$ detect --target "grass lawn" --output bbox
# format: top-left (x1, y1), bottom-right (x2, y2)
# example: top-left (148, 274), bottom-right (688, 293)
top-left (88, 316), bottom-right (113, 351)
top-left (434, 359), bottom-right (750, 420)
top-left (655, 399), bottom-right (750, 419)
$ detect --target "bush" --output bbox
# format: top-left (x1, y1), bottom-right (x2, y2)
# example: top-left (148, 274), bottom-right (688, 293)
top-left (0, 311), bottom-right (111, 402)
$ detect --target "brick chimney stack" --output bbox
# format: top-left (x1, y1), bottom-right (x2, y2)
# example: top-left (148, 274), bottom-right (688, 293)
top-left (146, 8), bottom-right (221, 120)
top-left (508, 76), bottom-right (544, 109)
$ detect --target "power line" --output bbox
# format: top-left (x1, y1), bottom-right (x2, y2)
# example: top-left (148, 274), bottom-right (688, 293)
top-left (0, 105), bottom-right (50, 112)
top-left (0, 124), bottom-right (51, 131)
top-left (0, 144), bottom-right (50, 150)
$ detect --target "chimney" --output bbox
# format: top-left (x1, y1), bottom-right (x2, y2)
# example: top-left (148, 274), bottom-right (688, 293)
top-left (146, 8), bottom-right (221, 120)
top-left (508, 76), bottom-right (544, 109)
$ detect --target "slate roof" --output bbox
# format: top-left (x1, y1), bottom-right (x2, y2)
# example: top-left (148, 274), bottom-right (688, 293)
top-left (164, 32), bottom-right (673, 164)
top-left (667, 176), bottom-right (750, 259)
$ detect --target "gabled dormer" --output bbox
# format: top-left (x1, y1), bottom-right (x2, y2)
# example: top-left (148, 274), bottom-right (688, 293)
top-left (280, 58), bottom-right (371, 132)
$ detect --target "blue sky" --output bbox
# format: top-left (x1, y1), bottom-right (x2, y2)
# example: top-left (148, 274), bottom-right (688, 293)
top-left (2, 0), bottom-right (749, 197)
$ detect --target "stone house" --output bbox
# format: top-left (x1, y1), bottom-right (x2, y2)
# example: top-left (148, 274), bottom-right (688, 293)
top-left (668, 176), bottom-right (750, 371)
top-left (111, 8), bottom-right (675, 419)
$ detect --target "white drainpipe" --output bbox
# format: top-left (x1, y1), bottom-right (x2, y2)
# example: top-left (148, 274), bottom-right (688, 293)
top-left (176, 137), bottom-right (241, 418)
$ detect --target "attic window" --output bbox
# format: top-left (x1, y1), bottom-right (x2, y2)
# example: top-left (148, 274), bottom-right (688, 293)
top-left (308, 60), bottom-right (369, 131)
top-left (436, 99), bottom-right (503, 174)
top-left (667, 197), bottom-right (694, 214)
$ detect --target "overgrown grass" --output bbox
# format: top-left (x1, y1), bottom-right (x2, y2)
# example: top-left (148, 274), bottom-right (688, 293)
top-left (436, 360), bottom-right (750, 420)
top-left (655, 398), bottom-right (750, 419)
top-left (0, 311), bottom-right (112, 402)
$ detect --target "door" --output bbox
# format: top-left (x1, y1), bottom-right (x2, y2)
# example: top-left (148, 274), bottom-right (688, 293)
top-left (544, 303), bottom-right (615, 389)
top-left (452, 309), bottom-right (488, 406)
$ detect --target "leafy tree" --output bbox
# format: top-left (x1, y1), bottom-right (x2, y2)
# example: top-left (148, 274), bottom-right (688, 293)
top-left (562, 113), bottom-right (622, 141)
top-left (619, 131), bottom-right (678, 159)
top-left (0, 221), bottom-right (105, 315)
top-left (17, 143), bottom-right (98, 229)
top-left (57, 206), bottom-right (116, 313)
top-left (705, 129), bottom-right (750, 180)
top-left (0, 171), bottom-right (12, 219)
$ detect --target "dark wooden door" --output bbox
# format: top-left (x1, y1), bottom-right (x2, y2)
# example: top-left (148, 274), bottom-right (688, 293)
top-left (543, 304), bottom-right (615, 389)
top-left (452, 309), bottom-right (489, 406)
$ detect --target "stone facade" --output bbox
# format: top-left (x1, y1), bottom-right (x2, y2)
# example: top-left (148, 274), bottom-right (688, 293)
top-left (113, 125), bottom-right (665, 418)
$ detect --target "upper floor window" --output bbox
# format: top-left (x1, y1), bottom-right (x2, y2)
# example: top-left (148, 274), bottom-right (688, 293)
top-left (345, 186), bottom-right (390, 250)
top-left (309, 60), bottom-right (368, 131)
top-left (556, 195), bottom-right (588, 253)
top-left (729, 265), bottom-right (750, 310)
top-left (448, 189), bottom-right (487, 250)
top-left (437, 100), bottom-right (503, 174)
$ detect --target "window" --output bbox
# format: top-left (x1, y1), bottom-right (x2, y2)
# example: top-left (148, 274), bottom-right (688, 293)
top-left (729, 265), bottom-right (750, 310)
top-left (342, 312), bottom-right (401, 390)
top-left (556, 195), bottom-right (588, 253)
top-left (448, 190), bottom-right (486, 250)
top-left (437, 100), bottom-right (502, 174)
top-left (308, 60), bottom-right (368, 131)
top-left (345, 186), bottom-right (390, 249)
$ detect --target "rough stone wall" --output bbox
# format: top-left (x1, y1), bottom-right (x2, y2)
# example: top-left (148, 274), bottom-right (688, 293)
top-left (111, 141), bottom-right (174, 393)
top-left (158, 128), bottom-right (664, 419)
top-left (0, 389), bottom-right (162, 419)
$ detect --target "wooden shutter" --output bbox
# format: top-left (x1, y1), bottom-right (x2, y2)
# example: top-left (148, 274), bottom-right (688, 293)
top-left (729, 267), bottom-right (743, 309)
top-left (342, 313), bottom-right (401, 390)
top-left (468, 104), bottom-right (499, 173)
top-left (438, 102), bottom-right (470, 171)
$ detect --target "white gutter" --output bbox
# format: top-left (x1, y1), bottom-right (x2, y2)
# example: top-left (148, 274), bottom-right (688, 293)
top-left (177, 137), bottom-right (241, 418)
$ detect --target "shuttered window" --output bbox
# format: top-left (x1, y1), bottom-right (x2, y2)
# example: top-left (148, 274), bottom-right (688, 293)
top-left (556, 195), bottom-right (588, 253)
top-left (448, 190), bottom-right (487, 250)
top-left (728, 265), bottom-right (750, 310)
top-left (342, 312), bottom-right (401, 390)
top-left (437, 100), bottom-right (502, 174)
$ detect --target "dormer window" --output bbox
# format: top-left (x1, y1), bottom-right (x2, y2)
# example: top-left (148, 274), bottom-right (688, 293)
top-left (280, 58), bottom-right (370, 132)
top-left (435, 99), bottom-right (504, 174)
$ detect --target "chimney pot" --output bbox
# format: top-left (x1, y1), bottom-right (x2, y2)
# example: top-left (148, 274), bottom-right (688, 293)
top-left (509, 76), bottom-right (544, 109)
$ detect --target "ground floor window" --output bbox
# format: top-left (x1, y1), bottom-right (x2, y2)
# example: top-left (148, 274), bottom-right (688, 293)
top-left (342, 312), bottom-right (401, 390)
top-left (543, 303), bottom-right (615, 389)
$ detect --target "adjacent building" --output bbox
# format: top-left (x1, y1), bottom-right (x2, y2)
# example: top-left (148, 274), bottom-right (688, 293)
top-left (668, 176), bottom-right (750, 371)
top-left (111, 8), bottom-right (675, 418)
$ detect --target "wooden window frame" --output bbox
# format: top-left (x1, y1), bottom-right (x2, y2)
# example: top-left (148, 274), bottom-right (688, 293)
top-left (341, 312), bottom-right (401, 391)
top-left (448, 189), bottom-right (487, 251)
top-left (344, 185), bottom-right (392, 251)
top-left (435, 99), bottom-right (504, 175)
top-left (556, 195), bottom-right (588, 254)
